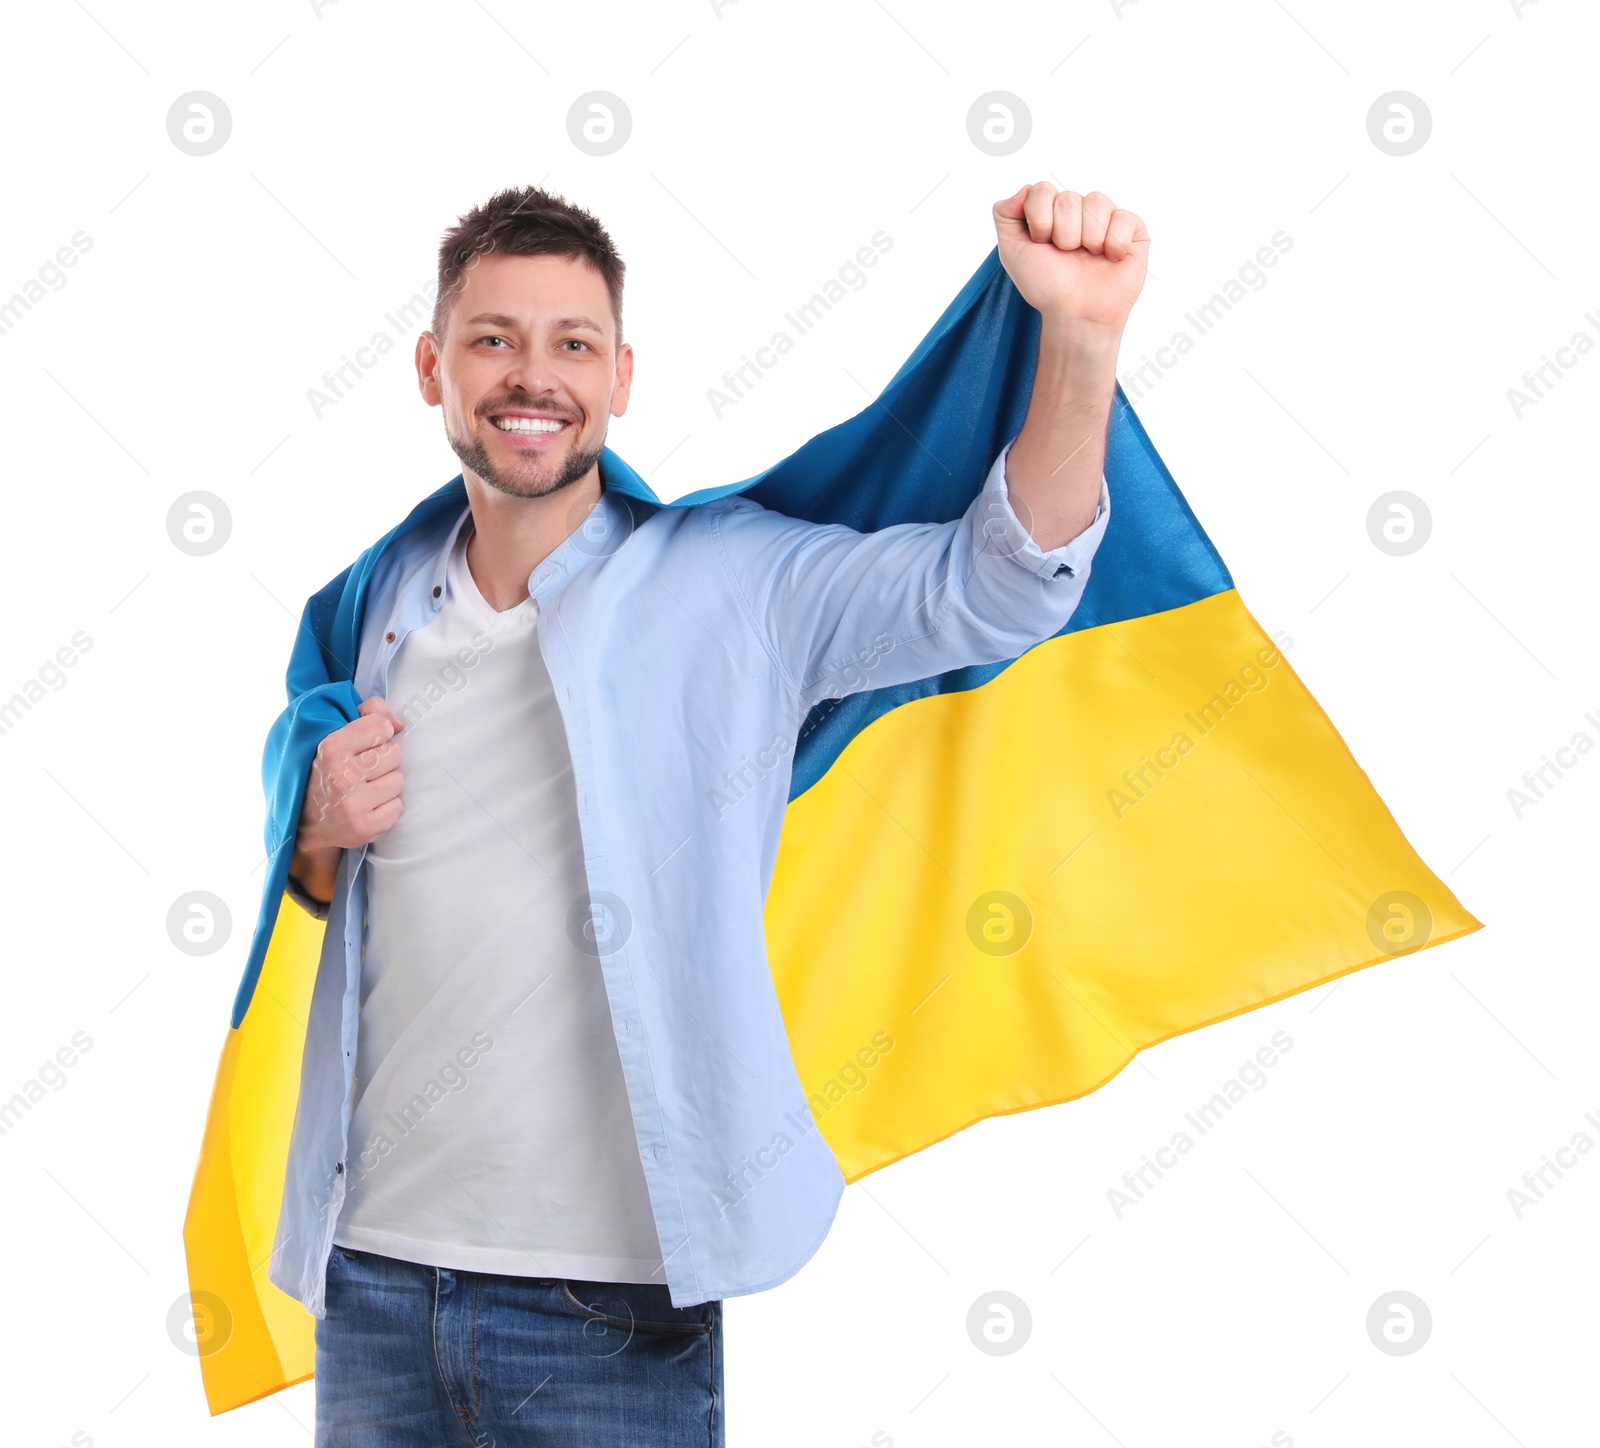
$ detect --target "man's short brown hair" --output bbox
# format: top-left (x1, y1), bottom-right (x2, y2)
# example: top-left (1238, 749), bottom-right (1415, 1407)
top-left (432, 186), bottom-right (626, 345)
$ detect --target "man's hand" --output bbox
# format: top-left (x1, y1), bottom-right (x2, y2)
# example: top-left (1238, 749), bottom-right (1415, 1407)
top-left (992, 182), bottom-right (1149, 553)
top-left (993, 182), bottom-right (1150, 335)
top-left (288, 695), bottom-right (406, 904)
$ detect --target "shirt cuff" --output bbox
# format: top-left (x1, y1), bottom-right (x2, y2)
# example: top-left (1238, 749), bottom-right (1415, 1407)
top-left (981, 436), bottom-right (1111, 580)
top-left (285, 869), bottom-right (332, 922)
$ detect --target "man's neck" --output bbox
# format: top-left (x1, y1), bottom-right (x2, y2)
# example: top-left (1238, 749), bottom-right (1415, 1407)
top-left (462, 470), bottom-right (602, 612)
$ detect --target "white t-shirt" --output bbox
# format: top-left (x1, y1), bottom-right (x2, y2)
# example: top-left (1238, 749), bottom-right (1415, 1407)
top-left (332, 520), bottom-right (665, 1283)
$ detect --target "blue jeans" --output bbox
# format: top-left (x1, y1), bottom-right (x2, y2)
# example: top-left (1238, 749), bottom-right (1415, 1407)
top-left (314, 1245), bottom-right (724, 1446)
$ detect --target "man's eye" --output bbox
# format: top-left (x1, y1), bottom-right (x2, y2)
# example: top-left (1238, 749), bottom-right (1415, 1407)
top-left (477, 336), bottom-right (507, 348)
top-left (562, 339), bottom-right (590, 352)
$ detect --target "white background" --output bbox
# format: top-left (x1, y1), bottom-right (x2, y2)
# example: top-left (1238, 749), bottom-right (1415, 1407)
top-left (1, 0), bottom-right (1595, 1444)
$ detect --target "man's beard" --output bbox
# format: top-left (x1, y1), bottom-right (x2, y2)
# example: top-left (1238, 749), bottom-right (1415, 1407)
top-left (447, 412), bottom-right (604, 501)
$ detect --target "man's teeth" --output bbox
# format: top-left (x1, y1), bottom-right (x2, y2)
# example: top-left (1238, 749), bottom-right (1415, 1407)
top-left (492, 416), bottom-right (568, 434)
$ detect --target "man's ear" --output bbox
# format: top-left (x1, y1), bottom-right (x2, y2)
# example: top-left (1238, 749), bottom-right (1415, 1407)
top-left (416, 332), bottom-right (443, 407)
top-left (610, 340), bottom-right (635, 419)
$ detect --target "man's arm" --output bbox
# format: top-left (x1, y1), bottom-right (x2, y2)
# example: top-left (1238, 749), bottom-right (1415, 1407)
top-left (994, 183), bottom-right (1149, 551)
top-left (712, 181), bottom-right (1146, 712)
top-left (712, 441), bottom-right (1109, 713)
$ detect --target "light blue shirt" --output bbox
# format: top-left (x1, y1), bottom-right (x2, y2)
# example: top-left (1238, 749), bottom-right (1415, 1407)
top-left (269, 437), bottom-right (1110, 1312)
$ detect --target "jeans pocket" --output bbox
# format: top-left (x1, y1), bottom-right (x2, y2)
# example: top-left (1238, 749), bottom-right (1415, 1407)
top-left (558, 1279), bottom-right (717, 1336)
top-left (327, 1244), bottom-right (360, 1274)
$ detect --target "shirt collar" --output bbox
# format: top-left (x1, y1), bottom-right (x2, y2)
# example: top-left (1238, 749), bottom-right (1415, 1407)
top-left (424, 486), bottom-right (642, 616)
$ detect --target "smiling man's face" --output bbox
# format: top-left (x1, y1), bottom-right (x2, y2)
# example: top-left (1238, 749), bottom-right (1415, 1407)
top-left (417, 252), bottom-right (632, 500)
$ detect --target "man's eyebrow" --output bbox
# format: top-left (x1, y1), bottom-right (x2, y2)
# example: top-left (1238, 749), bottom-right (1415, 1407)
top-left (462, 311), bottom-right (606, 336)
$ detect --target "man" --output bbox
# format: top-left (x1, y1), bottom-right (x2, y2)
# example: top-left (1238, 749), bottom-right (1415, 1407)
top-left (282, 180), bottom-right (1146, 1445)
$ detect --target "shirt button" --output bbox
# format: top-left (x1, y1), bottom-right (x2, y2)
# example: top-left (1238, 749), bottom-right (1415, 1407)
top-left (385, 631), bottom-right (396, 643)
top-left (433, 586), bottom-right (442, 598)
top-left (651, 1146), bottom-right (661, 1163)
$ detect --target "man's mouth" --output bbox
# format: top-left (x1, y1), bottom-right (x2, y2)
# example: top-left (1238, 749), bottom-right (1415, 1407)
top-left (489, 413), bottom-right (572, 436)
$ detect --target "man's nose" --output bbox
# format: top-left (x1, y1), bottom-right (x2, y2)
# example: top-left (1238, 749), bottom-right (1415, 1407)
top-left (497, 349), bottom-right (563, 401)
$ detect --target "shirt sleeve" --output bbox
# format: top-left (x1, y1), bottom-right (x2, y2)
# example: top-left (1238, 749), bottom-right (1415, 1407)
top-left (285, 869), bottom-right (332, 922)
top-left (984, 437), bottom-right (1111, 581)
top-left (711, 436), bottom-right (1110, 712)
